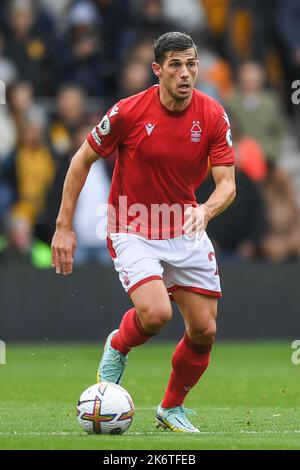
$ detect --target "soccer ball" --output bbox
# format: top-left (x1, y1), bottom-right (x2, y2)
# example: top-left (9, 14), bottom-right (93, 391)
top-left (77, 382), bottom-right (134, 435)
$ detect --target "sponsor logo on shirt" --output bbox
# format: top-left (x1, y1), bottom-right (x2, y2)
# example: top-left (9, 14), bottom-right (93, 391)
top-left (145, 123), bottom-right (155, 136)
top-left (109, 105), bottom-right (119, 117)
top-left (226, 128), bottom-right (233, 147)
top-left (92, 128), bottom-right (102, 146)
top-left (191, 121), bottom-right (201, 142)
top-left (98, 115), bottom-right (111, 136)
top-left (221, 112), bottom-right (233, 147)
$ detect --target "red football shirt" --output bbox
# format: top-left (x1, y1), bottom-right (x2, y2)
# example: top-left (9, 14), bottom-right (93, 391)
top-left (87, 85), bottom-right (234, 239)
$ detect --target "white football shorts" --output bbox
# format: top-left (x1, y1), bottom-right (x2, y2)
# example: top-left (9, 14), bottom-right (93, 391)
top-left (108, 232), bottom-right (222, 299)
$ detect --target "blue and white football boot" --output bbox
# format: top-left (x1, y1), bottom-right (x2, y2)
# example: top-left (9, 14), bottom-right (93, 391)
top-left (97, 329), bottom-right (128, 384)
top-left (156, 403), bottom-right (200, 433)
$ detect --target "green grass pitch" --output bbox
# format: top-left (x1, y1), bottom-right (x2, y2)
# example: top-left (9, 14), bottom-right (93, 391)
top-left (0, 342), bottom-right (299, 450)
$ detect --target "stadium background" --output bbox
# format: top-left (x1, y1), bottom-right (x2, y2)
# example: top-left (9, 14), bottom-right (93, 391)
top-left (0, 0), bottom-right (299, 451)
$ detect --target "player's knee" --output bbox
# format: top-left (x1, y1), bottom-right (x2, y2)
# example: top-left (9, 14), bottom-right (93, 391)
top-left (138, 304), bottom-right (172, 333)
top-left (188, 322), bottom-right (217, 346)
top-left (202, 324), bottom-right (217, 345)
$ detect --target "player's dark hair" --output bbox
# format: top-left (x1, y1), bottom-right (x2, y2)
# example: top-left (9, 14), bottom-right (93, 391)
top-left (154, 32), bottom-right (197, 65)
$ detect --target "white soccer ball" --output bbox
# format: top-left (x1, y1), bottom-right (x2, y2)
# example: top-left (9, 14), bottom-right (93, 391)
top-left (77, 382), bottom-right (134, 435)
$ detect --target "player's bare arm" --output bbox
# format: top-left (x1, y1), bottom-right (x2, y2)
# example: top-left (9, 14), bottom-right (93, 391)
top-left (183, 165), bottom-right (236, 237)
top-left (51, 140), bottom-right (99, 276)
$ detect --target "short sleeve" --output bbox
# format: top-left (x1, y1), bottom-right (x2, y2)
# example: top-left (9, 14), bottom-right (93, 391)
top-left (87, 103), bottom-right (124, 158)
top-left (209, 108), bottom-right (235, 167)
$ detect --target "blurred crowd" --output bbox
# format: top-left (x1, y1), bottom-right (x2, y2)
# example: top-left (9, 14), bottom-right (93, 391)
top-left (0, 0), bottom-right (300, 267)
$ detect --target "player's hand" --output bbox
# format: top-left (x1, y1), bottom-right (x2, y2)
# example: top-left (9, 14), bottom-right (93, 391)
top-left (183, 204), bottom-right (208, 238)
top-left (51, 227), bottom-right (77, 275)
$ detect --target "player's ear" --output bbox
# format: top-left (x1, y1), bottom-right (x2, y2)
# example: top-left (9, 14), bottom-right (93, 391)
top-left (152, 62), bottom-right (161, 78)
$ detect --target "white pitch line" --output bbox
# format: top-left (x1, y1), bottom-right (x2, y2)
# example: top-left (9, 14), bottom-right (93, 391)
top-left (127, 430), bottom-right (300, 436)
top-left (0, 432), bottom-right (82, 436)
top-left (135, 407), bottom-right (231, 411)
top-left (0, 430), bottom-right (300, 437)
top-left (135, 407), bottom-right (156, 411)
top-left (240, 430), bottom-right (300, 435)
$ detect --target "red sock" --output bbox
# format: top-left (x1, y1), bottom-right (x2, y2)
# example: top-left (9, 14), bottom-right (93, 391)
top-left (111, 308), bottom-right (155, 355)
top-left (162, 332), bottom-right (212, 408)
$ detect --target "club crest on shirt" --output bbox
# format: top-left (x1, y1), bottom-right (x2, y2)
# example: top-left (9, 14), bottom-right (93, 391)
top-left (191, 121), bottom-right (201, 142)
top-left (98, 115), bottom-right (111, 136)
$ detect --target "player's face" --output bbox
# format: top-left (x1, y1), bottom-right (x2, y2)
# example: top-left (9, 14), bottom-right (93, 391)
top-left (153, 48), bottom-right (199, 102)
